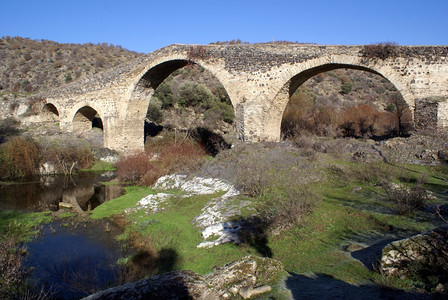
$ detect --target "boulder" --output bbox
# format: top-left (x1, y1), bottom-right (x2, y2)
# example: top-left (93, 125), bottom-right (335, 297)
top-left (438, 149), bottom-right (448, 163)
top-left (83, 256), bottom-right (285, 299)
top-left (83, 270), bottom-right (214, 300)
top-left (380, 226), bottom-right (448, 281)
top-left (205, 256), bottom-right (283, 297)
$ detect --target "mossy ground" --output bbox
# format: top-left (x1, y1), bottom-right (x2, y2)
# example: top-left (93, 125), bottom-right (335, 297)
top-left (80, 160), bottom-right (116, 172)
top-left (0, 209), bottom-right (52, 242)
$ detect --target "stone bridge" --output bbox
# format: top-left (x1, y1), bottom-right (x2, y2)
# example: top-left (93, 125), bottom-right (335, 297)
top-left (40, 44), bottom-right (448, 152)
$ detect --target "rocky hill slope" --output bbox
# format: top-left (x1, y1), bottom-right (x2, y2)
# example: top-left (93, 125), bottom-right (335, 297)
top-left (0, 36), bottom-right (142, 94)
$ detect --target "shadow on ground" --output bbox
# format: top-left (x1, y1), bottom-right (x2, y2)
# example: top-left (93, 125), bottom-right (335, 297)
top-left (351, 238), bottom-right (399, 271)
top-left (285, 272), bottom-right (437, 300)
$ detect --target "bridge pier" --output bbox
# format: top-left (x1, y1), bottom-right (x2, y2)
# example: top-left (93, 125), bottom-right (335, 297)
top-left (414, 97), bottom-right (448, 131)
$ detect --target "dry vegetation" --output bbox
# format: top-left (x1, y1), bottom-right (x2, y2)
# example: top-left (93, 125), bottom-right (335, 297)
top-left (0, 136), bottom-right (94, 180)
top-left (117, 133), bottom-right (208, 186)
top-left (281, 69), bottom-right (413, 140)
top-left (0, 36), bottom-right (141, 94)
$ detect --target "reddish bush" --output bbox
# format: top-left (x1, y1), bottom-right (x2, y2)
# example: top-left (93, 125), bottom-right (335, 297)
top-left (116, 134), bottom-right (207, 185)
top-left (116, 152), bottom-right (151, 182)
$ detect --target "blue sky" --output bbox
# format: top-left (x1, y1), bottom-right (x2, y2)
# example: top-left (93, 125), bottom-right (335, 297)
top-left (1, 0), bottom-right (447, 53)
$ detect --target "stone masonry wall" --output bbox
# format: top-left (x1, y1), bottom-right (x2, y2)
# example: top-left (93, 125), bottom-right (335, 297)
top-left (35, 44), bottom-right (448, 152)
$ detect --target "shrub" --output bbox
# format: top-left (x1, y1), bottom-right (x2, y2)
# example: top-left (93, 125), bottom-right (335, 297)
top-left (340, 82), bottom-right (352, 94)
top-left (146, 102), bottom-right (164, 124)
top-left (65, 73), bottom-right (72, 83)
top-left (0, 137), bottom-right (40, 180)
top-left (116, 152), bottom-right (151, 182)
top-left (117, 134), bottom-right (207, 185)
top-left (383, 183), bottom-right (428, 215)
top-left (153, 82), bottom-right (177, 109)
top-left (178, 81), bottom-right (217, 108)
top-left (362, 42), bottom-right (399, 60)
top-left (187, 45), bottom-right (209, 60)
top-left (43, 145), bottom-right (94, 175)
top-left (0, 118), bottom-right (20, 139)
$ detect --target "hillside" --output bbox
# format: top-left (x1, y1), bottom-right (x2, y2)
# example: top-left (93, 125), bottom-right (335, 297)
top-left (0, 36), bottom-right (142, 94)
top-left (282, 68), bottom-right (411, 139)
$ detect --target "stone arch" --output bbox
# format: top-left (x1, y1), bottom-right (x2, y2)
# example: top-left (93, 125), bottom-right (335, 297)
top-left (264, 57), bottom-right (415, 142)
top-left (40, 103), bottom-right (59, 122)
top-left (123, 56), bottom-right (235, 151)
top-left (73, 106), bottom-right (103, 134)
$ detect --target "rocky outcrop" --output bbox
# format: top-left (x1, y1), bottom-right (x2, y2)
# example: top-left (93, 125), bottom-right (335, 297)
top-left (380, 226), bottom-right (448, 285)
top-left (83, 256), bottom-right (285, 300)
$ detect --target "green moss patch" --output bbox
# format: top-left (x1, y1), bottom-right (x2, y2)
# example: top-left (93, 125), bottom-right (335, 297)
top-left (90, 186), bottom-right (154, 219)
top-left (0, 210), bottom-right (52, 242)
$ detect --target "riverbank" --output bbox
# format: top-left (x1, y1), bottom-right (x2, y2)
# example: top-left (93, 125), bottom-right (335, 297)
top-left (88, 137), bottom-right (448, 298)
top-left (0, 170), bottom-right (126, 299)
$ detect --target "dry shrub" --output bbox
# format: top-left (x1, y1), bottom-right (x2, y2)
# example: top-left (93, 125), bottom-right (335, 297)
top-left (328, 163), bottom-right (397, 186)
top-left (0, 136), bottom-right (40, 179)
top-left (283, 100), bottom-right (407, 140)
top-left (231, 146), bottom-right (319, 234)
top-left (186, 45), bottom-right (209, 60)
top-left (117, 134), bottom-right (207, 185)
top-left (0, 239), bottom-right (28, 297)
top-left (43, 146), bottom-right (94, 175)
top-left (116, 152), bottom-right (151, 182)
top-left (383, 183), bottom-right (428, 215)
top-left (260, 185), bottom-right (317, 234)
top-left (232, 151), bottom-right (272, 197)
top-left (0, 238), bottom-right (48, 299)
top-left (362, 42), bottom-right (399, 60)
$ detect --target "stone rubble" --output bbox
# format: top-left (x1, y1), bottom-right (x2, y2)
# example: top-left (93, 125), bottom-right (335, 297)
top-left (83, 255), bottom-right (285, 300)
top-left (130, 174), bottom-right (251, 248)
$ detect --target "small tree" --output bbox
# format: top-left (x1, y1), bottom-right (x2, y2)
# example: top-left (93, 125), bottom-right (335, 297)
top-left (386, 93), bottom-right (413, 136)
top-left (154, 82), bottom-right (177, 109)
top-left (340, 82), bottom-right (352, 95)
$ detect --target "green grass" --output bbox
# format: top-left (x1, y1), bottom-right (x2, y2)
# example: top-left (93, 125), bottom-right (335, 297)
top-left (100, 181), bottom-right (125, 186)
top-left (0, 210), bottom-right (52, 242)
top-left (90, 186), bottom-right (154, 219)
top-left (80, 160), bottom-right (116, 172)
top-left (123, 191), bottom-right (260, 274)
top-left (57, 212), bottom-right (75, 218)
top-left (268, 200), bottom-right (381, 284)
top-left (261, 160), bottom-right (447, 288)
top-left (87, 155), bottom-right (447, 291)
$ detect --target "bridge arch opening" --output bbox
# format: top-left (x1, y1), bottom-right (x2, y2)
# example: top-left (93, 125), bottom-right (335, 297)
top-left (279, 64), bottom-right (413, 140)
top-left (131, 59), bottom-right (235, 155)
top-left (73, 106), bottom-right (104, 147)
top-left (40, 103), bottom-right (59, 122)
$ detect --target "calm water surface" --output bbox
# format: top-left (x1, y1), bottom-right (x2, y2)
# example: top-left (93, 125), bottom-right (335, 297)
top-left (0, 172), bottom-right (127, 299)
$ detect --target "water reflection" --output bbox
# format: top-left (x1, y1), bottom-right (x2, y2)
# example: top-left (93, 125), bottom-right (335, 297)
top-left (0, 172), bottom-right (123, 212)
top-left (0, 172), bottom-right (128, 299)
top-left (26, 221), bottom-right (124, 299)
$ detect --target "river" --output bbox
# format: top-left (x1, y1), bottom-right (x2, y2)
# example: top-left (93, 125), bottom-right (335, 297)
top-left (0, 172), bottom-right (128, 299)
